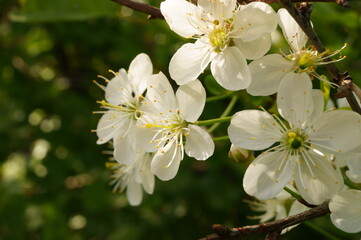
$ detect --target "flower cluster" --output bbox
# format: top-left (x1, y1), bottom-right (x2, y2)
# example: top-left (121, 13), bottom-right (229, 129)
top-left (93, 0), bottom-right (361, 235)
top-left (94, 54), bottom-right (214, 205)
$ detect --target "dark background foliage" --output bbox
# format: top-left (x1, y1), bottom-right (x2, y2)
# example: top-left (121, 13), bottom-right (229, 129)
top-left (0, 0), bottom-right (360, 239)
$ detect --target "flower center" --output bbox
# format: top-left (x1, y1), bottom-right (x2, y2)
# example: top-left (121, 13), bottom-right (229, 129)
top-left (283, 130), bottom-right (306, 150)
top-left (287, 44), bottom-right (347, 76)
top-left (209, 27), bottom-right (229, 53)
top-left (293, 50), bottom-right (319, 73)
top-left (98, 94), bottom-right (142, 120)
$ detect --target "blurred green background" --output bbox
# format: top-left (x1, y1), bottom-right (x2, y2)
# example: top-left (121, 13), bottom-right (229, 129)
top-left (1, 0), bottom-right (361, 239)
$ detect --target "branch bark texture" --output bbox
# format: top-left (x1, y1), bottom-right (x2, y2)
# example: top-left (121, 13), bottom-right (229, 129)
top-left (199, 202), bottom-right (330, 240)
top-left (111, 0), bottom-right (354, 20)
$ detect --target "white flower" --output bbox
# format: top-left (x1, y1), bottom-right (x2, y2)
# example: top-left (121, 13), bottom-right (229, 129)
top-left (109, 149), bottom-right (155, 206)
top-left (138, 73), bottom-right (214, 180)
top-left (329, 189), bottom-right (361, 233)
top-left (228, 72), bottom-right (361, 205)
top-left (161, 0), bottom-right (277, 90)
top-left (246, 8), bottom-right (346, 96)
top-left (94, 53), bottom-right (153, 164)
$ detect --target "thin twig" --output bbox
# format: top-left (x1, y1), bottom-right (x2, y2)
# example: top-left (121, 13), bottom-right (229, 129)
top-left (199, 202), bottom-right (330, 240)
top-left (277, 0), bottom-right (361, 114)
top-left (111, 0), bottom-right (164, 19)
top-left (111, 0), bottom-right (355, 20)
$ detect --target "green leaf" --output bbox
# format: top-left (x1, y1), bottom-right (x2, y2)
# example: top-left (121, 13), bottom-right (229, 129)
top-left (10, 0), bottom-right (119, 22)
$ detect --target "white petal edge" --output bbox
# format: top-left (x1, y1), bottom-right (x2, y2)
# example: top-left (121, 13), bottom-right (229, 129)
top-left (197, 0), bottom-right (237, 21)
top-left (234, 2), bottom-right (277, 42)
top-left (113, 132), bottom-right (136, 165)
top-left (294, 150), bottom-right (343, 205)
top-left (185, 125), bottom-right (214, 160)
top-left (176, 79), bottom-right (206, 122)
top-left (234, 33), bottom-right (272, 60)
top-left (169, 41), bottom-right (215, 86)
top-left (210, 47), bottom-right (251, 90)
top-left (277, 72), bottom-right (314, 128)
top-left (128, 53), bottom-right (153, 95)
top-left (228, 110), bottom-right (283, 151)
top-left (243, 151), bottom-right (293, 200)
top-left (160, 0), bottom-right (205, 38)
top-left (151, 141), bottom-right (181, 181)
top-left (96, 111), bottom-right (132, 144)
top-left (144, 72), bottom-right (177, 113)
top-left (278, 8), bottom-right (308, 52)
top-left (329, 189), bottom-right (361, 233)
top-left (126, 177), bottom-right (143, 206)
top-left (309, 110), bottom-right (361, 154)
top-left (247, 54), bottom-right (293, 96)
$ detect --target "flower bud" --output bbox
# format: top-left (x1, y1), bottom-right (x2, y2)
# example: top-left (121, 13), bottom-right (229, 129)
top-left (228, 144), bottom-right (253, 163)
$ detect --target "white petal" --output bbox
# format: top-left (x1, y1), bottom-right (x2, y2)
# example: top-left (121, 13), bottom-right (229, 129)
top-left (169, 41), bottom-right (215, 85)
top-left (243, 151), bottom-right (293, 200)
top-left (233, 2), bottom-right (277, 42)
top-left (128, 53), bottom-right (153, 95)
top-left (198, 0), bottom-right (236, 21)
top-left (294, 150), bottom-right (343, 205)
top-left (185, 125), bottom-right (214, 160)
top-left (96, 111), bottom-right (132, 144)
top-left (176, 80), bottom-right (206, 122)
top-left (346, 155), bottom-right (361, 183)
top-left (228, 110), bottom-right (283, 151)
top-left (126, 177), bottom-right (143, 206)
top-left (136, 125), bottom-right (163, 152)
top-left (144, 72), bottom-right (177, 113)
top-left (139, 153), bottom-right (155, 194)
top-left (247, 54), bottom-right (293, 96)
top-left (309, 89), bottom-right (324, 120)
top-left (151, 141), bottom-right (181, 181)
top-left (277, 72), bottom-right (314, 128)
top-left (329, 189), bottom-right (361, 233)
top-left (113, 133), bottom-right (136, 165)
top-left (234, 33), bottom-right (272, 60)
top-left (160, 0), bottom-right (205, 38)
top-left (210, 47), bottom-right (251, 90)
top-left (105, 69), bottom-right (129, 105)
top-left (278, 8), bottom-right (308, 52)
top-left (309, 110), bottom-right (361, 153)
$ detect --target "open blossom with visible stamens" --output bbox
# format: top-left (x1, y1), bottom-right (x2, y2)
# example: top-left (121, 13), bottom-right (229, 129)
top-left (228, 72), bottom-right (361, 205)
top-left (94, 53), bottom-right (153, 164)
top-left (160, 0), bottom-right (277, 90)
top-left (246, 8), bottom-right (346, 96)
top-left (138, 73), bottom-right (214, 181)
top-left (109, 148), bottom-right (155, 206)
top-left (329, 189), bottom-right (361, 233)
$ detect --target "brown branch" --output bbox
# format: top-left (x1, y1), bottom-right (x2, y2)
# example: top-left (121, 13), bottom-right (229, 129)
top-left (110, 0), bottom-right (355, 20)
top-left (277, 0), bottom-right (361, 114)
top-left (111, 0), bottom-right (164, 19)
top-left (241, 0), bottom-right (351, 7)
top-left (199, 202), bottom-right (330, 240)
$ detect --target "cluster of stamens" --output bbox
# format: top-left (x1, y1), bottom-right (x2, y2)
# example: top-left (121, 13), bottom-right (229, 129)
top-left (283, 43), bottom-right (347, 84)
top-left (283, 130), bottom-right (307, 151)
